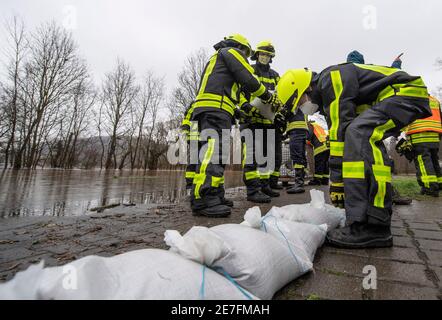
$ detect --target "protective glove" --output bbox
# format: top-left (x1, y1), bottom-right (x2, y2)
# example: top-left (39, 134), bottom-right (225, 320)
top-left (274, 112), bottom-right (287, 134)
top-left (325, 136), bottom-right (330, 149)
top-left (262, 92), bottom-right (283, 113)
top-left (234, 108), bottom-right (252, 124)
top-left (396, 138), bottom-right (414, 162)
top-left (330, 184), bottom-right (345, 209)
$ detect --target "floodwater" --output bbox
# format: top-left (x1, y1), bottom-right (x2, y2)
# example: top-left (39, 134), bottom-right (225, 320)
top-left (0, 169), bottom-right (244, 218)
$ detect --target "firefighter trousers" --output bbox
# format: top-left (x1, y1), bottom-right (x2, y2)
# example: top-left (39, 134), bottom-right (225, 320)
top-left (288, 129), bottom-right (307, 169)
top-left (412, 142), bottom-right (441, 192)
top-left (190, 111), bottom-right (232, 210)
top-left (342, 96), bottom-right (430, 226)
top-left (314, 150), bottom-right (330, 179)
top-left (241, 123), bottom-right (276, 195)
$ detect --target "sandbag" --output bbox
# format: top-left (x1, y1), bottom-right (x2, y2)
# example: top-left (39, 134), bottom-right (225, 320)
top-left (267, 189), bottom-right (346, 230)
top-left (166, 224), bottom-right (312, 300)
top-left (0, 249), bottom-right (257, 300)
top-left (242, 206), bottom-right (327, 262)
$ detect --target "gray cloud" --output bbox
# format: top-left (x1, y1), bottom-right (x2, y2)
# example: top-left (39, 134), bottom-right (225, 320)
top-left (1, 0), bottom-right (441, 94)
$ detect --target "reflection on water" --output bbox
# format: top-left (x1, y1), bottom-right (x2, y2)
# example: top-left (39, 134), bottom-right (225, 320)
top-left (0, 169), bottom-right (243, 218)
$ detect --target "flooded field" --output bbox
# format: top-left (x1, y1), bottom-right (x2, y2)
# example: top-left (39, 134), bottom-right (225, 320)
top-left (0, 169), bottom-right (243, 218)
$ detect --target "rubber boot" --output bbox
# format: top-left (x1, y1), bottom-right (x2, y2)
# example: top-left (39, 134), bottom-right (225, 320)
top-left (308, 178), bottom-right (321, 186)
top-left (269, 176), bottom-right (284, 190)
top-left (221, 198), bottom-right (234, 207)
top-left (392, 187), bottom-right (412, 206)
top-left (287, 168), bottom-right (305, 194)
top-left (326, 222), bottom-right (393, 249)
top-left (421, 186), bottom-right (439, 197)
top-left (192, 204), bottom-right (231, 218)
top-left (247, 190), bottom-right (272, 204)
top-left (261, 185), bottom-right (280, 198)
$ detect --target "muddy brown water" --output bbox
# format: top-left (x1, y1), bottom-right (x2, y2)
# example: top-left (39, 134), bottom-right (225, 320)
top-left (0, 169), bottom-right (244, 218)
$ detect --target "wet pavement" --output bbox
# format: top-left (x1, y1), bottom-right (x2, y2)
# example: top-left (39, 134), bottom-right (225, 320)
top-left (0, 184), bottom-right (441, 300)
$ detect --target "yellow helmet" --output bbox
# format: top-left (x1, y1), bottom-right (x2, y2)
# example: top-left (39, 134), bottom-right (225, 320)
top-left (224, 34), bottom-right (252, 57)
top-left (254, 40), bottom-right (275, 57)
top-left (277, 69), bottom-right (313, 113)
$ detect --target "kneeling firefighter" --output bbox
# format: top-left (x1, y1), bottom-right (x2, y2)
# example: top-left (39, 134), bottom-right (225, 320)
top-left (239, 40), bottom-right (285, 204)
top-left (189, 34), bottom-right (282, 217)
top-left (277, 64), bottom-right (431, 249)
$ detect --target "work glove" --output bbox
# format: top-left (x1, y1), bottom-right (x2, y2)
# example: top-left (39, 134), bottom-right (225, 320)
top-left (330, 184), bottom-right (345, 209)
top-left (262, 92), bottom-right (283, 113)
top-left (234, 108), bottom-right (252, 125)
top-left (396, 138), bottom-right (415, 162)
top-left (325, 136), bottom-right (330, 149)
top-left (274, 112), bottom-right (287, 135)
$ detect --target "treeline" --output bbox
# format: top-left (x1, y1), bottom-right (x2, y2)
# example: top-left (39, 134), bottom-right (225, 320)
top-left (0, 17), bottom-right (207, 170)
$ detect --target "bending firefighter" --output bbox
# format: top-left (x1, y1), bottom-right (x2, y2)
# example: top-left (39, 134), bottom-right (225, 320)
top-left (239, 40), bottom-right (284, 204)
top-left (398, 95), bottom-right (442, 197)
top-left (278, 64), bottom-right (431, 249)
top-left (189, 34), bottom-right (281, 217)
top-left (306, 121), bottom-right (330, 186)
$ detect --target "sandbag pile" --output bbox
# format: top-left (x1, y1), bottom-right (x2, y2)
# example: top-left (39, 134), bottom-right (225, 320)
top-left (0, 189), bottom-right (344, 300)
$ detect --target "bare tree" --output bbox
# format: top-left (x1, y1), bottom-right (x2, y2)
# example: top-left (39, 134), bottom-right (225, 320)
top-left (129, 70), bottom-right (165, 170)
top-left (167, 48), bottom-right (208, 127)
top-left (1, 16), bottom-right (28, 169)
top-left (101, 59), bottom-right (139, 170)
top-left (11, 21), bottom-right (88, 169)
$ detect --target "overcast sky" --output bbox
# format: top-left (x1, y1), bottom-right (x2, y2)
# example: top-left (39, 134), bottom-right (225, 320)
top-left (1, 0), bottom-right (441, 96)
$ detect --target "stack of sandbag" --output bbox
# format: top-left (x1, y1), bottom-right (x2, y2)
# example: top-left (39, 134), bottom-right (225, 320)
top-left (267, 189), bottom-right (346, 230)
top-left (0, 249), bottom-right (257, 300)
top-left (165, 224), bottom-right (313, 300)
top-left (241, 206), bottom-right (328, 262)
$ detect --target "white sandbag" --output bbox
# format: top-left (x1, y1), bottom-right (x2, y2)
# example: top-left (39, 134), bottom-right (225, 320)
top-left (164, 227), bottom-right (230, 265)
top-left (0, 249), bottom-right (257, 300)
top-left (242, 206), bottom-right (327, 262)
top-left (268, 189), bottom-right (346, 230)
top-left (210, 224), bottom-right (312, 300)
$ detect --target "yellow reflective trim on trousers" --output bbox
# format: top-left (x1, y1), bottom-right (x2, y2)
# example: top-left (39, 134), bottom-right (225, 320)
top-left (294, 164), bottom-right (305, 169)
top-left (356, 104), bottom-right (371, 115)
top-left (314, 144), bottom-right (329, 156)
top-left (245, 171), bottom-right (260, 181)
top-left (331, 182), bottom-right (344, 187)
top-left (354, 64), bottom-right (401, 76)
top-left (193, 138), bottom-right (215, 200)
top-left (373, 165), bottom-right (392, 182)
top-left (330, 70), bottom-right (343, 141)
top-left (185, 171), bottom-right (196, 179)
top-left (228, 48), bottom-right (255, 74)
top-left (198, 54), bottom-right (218, 95)
top-left (438, 177), bottom-right (442, 183)
top-left (330, 141), bottom-right (344, 157)
top-left (212, 176), bottom-right (225, 188)
top-left (314, 174), bottom-right (324, 178)
top-left (343, 162), bottom-right (365, 179)
top-left (417, 155), bottom-right (438, 187)
top-left (369, 120), bottom-right (395, 208)
top-left (241, 142), bottom-right (247, 169)
top-left (287, 121), bottom-right (308, 131)
top-left (271, 171), bottom-right (280, 177)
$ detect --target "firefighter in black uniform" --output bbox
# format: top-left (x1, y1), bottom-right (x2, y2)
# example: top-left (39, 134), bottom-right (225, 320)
top-left (306, 121), bottom-right (330, 186)
top-left (277, 65), bottom-right (431, 249)
top-left (239, 41), bottom-right (284, 203)
top-left (189, 34), bottom-right (281, 217)
top-left (285, 109), bottom-right (309, 194)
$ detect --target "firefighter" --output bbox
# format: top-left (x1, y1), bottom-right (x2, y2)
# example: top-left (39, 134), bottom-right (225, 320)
top-left (277, 65), bottom-right (431, 249)
top-left (189, 34), bottom-right (281, 217)
top-left (404, 95), bottom-right (442, 197)
top-left (285, 108), bottom-right (309, 194)
top-left (239, 40), bottom-right (283, 203)
top-left (181, 106), bottom-right (198, 190)
top-left (306, 121), bottom-right (330, 186)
